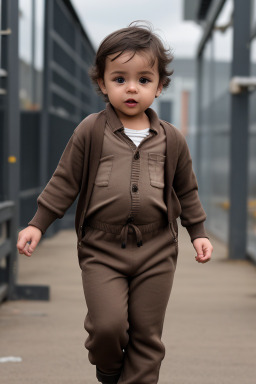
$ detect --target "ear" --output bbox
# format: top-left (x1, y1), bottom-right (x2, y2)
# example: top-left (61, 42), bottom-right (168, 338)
top-left (155, 82), bottom-right (163, 98)
top-left (97, 78), bottom-right (107, 95)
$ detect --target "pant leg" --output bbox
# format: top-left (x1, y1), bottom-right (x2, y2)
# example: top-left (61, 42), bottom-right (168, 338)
top-left (118, 225), bottom-right (178, 384)
top-left (78, 227), bottom-right (131, 377)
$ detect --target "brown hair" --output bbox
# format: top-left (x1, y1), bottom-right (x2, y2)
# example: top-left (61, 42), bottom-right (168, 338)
top-left (89, 21), bottom-right (174, 100)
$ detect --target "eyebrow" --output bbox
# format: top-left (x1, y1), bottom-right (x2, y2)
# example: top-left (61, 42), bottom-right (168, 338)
top-left (110, 71), bottom-right (126, 75)
top-left (110, 70), bottom-right (155, 76)
top-left (138, 71), bottom-right (155, 76)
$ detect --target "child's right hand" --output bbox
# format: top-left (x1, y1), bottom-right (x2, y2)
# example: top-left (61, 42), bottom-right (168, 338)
top-left (17, 226), bottom-right (42, 257)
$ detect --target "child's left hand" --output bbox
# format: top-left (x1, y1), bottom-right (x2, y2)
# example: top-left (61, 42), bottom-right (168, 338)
top-left (192, 238), bottom-right (213, 263)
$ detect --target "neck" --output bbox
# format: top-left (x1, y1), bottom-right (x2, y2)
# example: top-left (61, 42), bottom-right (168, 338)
top-left (117, 111), bottom-right (150, 130)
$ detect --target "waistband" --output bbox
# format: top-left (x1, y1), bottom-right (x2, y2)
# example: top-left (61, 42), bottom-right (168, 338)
top-left (85, 217), bottom-right (169, 249)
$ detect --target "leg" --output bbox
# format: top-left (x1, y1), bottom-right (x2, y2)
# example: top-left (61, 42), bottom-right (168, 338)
top-left (79, 228), bottom-right (130, 382)
top-left (81, 266), bottom-right (129, 377)
top-left (118, 226), bottom-right (178, 384)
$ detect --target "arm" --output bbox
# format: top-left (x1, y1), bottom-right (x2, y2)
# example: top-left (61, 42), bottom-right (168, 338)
top-left (172, 131), bottom-right (213, 262)
top-left (17, 128), bottom-right (85, 255)
top-left (172, 130), bottom-right (208, 241)
top-left (28, 129), bottom-right (85, 234)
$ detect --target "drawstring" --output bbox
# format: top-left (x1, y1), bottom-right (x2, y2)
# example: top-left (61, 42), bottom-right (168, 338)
top-left (83, 218), bottom-right (168, 248)
top-left (121, 223), bottom-right (143, 248)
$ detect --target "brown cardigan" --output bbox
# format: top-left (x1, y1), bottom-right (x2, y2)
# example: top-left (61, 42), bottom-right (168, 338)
top-left (29, 103), bottom-right (208, 242)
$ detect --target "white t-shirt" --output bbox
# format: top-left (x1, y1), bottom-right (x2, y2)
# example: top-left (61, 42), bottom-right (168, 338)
top-left (124, 127), bottom-right (150, 147)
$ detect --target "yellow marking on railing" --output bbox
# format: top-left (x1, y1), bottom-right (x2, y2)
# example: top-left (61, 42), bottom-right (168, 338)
top-left (218, 200), bottom-right (256, 218)
top-left (8, 156), bottom-right (17, 163)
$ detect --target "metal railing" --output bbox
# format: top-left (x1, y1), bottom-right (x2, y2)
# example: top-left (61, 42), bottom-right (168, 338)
top-left (0, 201), bottom-right (16, 302)
top-left (0, 201), bottom-right (50, 303)
top-left (0, 0), bottom-right (10, 96)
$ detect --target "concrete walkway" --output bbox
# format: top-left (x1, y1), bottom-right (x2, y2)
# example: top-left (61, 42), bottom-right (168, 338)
top-left (0, 225), bottom-right (256, 384)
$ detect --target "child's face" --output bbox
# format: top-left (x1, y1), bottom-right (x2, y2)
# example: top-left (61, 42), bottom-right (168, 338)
top-left (97, 51), bottom-right (163, 123)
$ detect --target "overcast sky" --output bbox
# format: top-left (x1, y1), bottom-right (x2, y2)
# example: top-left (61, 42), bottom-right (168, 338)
top-left (71, 0), bottom-right (203, 58)
top-left (18, 0), bottom-right (236, 69)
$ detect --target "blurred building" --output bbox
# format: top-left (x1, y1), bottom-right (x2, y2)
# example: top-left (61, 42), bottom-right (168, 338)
top-left (0, 0), bottom-right (104, 238)
top-left (183, 0), bottom-right (256, 262)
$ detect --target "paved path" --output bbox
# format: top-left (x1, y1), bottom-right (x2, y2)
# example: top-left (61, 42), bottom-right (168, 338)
top-left (1, 225), bottom-right (256, 384)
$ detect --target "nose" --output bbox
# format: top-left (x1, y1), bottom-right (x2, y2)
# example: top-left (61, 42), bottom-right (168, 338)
top-left (126, 81), bottom-right (138, 93)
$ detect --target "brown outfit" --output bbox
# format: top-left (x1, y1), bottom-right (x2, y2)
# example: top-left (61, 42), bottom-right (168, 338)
top-left (29, 103), bottom-right (207, 241)
top-left (29, 103), bottom-right (208, 384)
top-left (79, 219), bottom-right (177, 384)
top-left (86, 115), bottom-right (167, 226)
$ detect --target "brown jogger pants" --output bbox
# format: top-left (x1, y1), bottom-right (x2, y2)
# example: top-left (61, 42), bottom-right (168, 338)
top-left (78, 218), bottom-right (178, 384)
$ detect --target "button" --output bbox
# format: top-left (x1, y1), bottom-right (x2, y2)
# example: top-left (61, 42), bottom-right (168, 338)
top-left (132, 184), bottom-right (138, 193)
top-left (134, 152), bottom-right (140, 160)
top-left (127, 216), bottom-right (134, 223)
top-left (78, 241), bottom-right (82, 246)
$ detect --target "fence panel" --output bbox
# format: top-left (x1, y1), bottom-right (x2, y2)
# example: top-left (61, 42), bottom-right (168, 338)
top-left (0, 201), bottom-right (16, 302)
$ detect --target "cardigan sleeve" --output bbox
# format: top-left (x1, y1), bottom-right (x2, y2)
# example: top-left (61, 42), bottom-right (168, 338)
top-left (172, 130), bottom-right (208, 241)
top-left (28, 129), bottom-right (85, 234)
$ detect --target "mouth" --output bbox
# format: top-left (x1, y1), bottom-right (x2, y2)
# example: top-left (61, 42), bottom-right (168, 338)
top-left (125, 99), bottom-right (138, 107)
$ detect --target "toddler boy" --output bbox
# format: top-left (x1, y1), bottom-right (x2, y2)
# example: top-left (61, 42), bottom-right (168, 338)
top-left (17, 23), bottom-right (213, 384)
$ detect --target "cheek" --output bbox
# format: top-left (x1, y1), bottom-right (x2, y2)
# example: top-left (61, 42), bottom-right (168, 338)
top-left (109, 85), bottom-right (122, 96)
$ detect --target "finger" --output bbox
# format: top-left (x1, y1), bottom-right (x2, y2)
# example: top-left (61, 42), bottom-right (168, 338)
top-left (200, 258), bottom-right (211, 263)
top-left (198, 255), bottom-right (211, 263)
top-left (195, 253), bottom-right (211, 262)
top-left (18, 247), bottom-right (31, 257)
top-left (22, 242), bottom-right (33, 257)
top-left (17, 237), bottom-right (29, 253)
top-left (27, 238), bottom-right (38, 255)
top-left (202, 247), bottom-right (213, 262)
top-left (25, 241), bottom-right (32, 255)
top-left (203, 247), bottom-right (212, 257)
top-left (17, 238), bottom-right (33, 257)
top-left (195, 253), bottom-right (204, 261)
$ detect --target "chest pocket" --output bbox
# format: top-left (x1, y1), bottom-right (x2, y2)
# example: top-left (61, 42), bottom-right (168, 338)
top-left (148, 153), bottom-right (166, 188)
top-left (94, 155), bottom-right (114, 187)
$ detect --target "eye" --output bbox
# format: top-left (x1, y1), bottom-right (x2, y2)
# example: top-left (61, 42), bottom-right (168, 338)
top-left (115, 77), bottom-right (125, 84)
top-left (139, 77), bottom-right (150, 84)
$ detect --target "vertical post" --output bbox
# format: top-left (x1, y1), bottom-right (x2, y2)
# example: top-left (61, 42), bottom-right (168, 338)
top-left (228, 0), bottom-right (251, 259)
top-left (2, 0), bottom-right (20, 218)
top-left (40, 0), bottom-right (52, 187)
top-left (195, 54), bottom-right (203, 182)
top-left (31, 0), bottom-right (36, 106)
top-left (180, 91), bottom-right (189, 137)
top-left (7, 202), bottom-right (17, 299)
top-left (0, 1), bottom-right (20, 293)
top-left (0, 0), bottom-right (2, 68)
top-left (40, 0), bottom-right (55, 236)
top-left (75, 26), bottom-right (81, 122)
